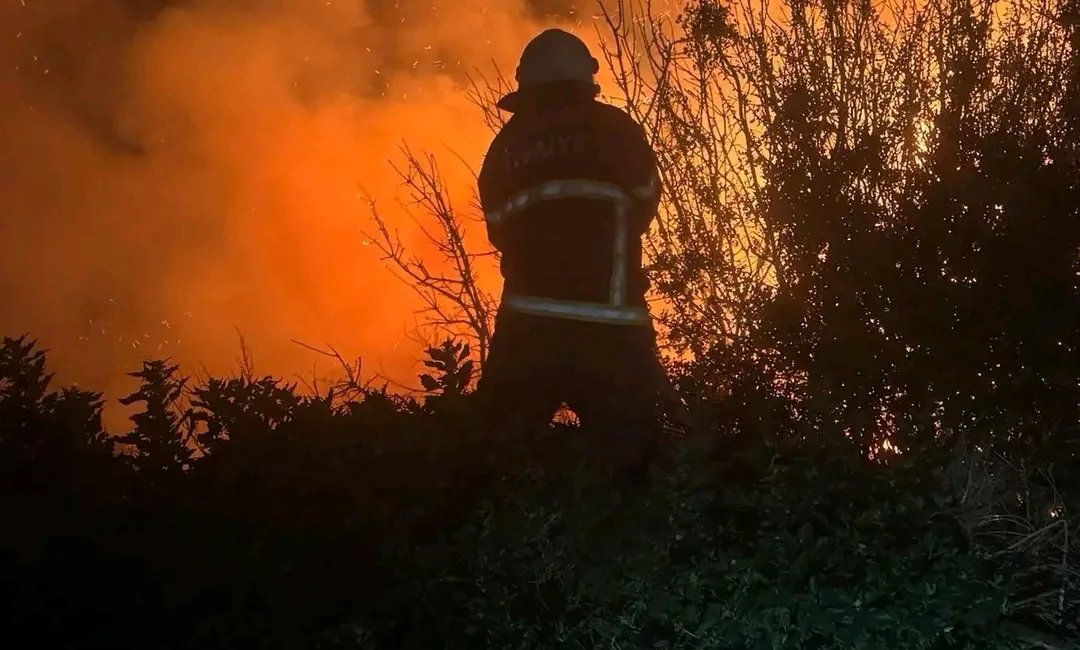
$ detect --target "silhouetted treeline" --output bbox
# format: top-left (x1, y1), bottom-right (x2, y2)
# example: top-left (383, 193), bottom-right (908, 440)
top-left (4, 0), bottom-right (1080, 647)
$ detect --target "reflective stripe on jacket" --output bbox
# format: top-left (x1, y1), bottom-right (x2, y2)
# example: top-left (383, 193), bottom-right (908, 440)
top-left (485, 178), bottom-right (658, 326)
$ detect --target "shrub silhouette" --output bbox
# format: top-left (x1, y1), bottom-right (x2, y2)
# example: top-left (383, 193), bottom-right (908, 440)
top-left (1, 333), bottom-right (1076, 649)
top-left (588, 0), bottom-right (1080, 457)
top-left (117, 359), bottom-right (197, 475)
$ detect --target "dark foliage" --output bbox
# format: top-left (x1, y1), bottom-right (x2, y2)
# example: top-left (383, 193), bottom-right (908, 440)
top-left (0, 332), bottom-right (1075, 649)
top-left (602, 0), bottom-right (1080, 458)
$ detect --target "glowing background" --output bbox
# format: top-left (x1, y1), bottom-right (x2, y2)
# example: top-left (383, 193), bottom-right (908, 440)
top-left (0, 0), bottom-right (615, 426)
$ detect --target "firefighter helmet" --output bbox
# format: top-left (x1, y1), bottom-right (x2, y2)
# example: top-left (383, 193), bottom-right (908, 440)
top-left (496, 28), bottom-right (600, 112)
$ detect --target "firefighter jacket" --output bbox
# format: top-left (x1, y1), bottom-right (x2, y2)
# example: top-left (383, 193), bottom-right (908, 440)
top-left (478, 96), bottom-right (662, 326)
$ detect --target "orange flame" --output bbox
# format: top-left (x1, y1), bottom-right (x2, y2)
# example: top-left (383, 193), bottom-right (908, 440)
top-left (0, 1), bottom-right (642, 429)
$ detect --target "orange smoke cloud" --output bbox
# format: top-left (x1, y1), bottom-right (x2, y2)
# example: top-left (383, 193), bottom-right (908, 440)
top-left (0, 0), bottom-right (597, 428)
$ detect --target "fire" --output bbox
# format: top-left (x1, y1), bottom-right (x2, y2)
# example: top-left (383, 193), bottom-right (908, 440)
top-left (1, 0), bottom-right (621, 430)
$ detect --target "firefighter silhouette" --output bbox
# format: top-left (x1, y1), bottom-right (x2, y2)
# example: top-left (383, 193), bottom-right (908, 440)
top-left (475, 29), bottom-right (667, 482)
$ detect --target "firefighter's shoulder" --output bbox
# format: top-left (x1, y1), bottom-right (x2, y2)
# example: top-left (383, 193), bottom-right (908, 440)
top-left (480, 118), bottom-right (517, 171)
top-left (591, 101), bottom-right (648, 136)
top-left (482, 114), bottom-right (528, 160)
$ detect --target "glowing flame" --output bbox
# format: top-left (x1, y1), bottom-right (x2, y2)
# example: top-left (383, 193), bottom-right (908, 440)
top-left (0, 0), bottom-right (609, 428)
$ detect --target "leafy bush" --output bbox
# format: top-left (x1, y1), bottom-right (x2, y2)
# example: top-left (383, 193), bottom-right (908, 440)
top-left (1, 335), bottom-right (1074, 650)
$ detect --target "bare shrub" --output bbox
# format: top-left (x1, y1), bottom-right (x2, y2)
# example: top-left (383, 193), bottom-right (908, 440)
top-left (361, 144), bottom-right (498, 377)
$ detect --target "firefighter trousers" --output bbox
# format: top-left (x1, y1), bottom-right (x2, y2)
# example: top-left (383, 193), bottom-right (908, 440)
top-left (473, 307), bottom-right (668, 475)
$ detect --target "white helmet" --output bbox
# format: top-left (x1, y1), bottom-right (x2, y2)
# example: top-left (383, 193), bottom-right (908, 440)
top-left (496, 28), bottom-right (600, 112)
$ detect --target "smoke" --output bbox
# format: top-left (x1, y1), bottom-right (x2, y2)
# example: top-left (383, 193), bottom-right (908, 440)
top-left (0, 0), bottom-right (588, 425)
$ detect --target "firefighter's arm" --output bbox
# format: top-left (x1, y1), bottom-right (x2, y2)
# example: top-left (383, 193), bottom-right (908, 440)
top-left (477, 140), bottom-right (507, 251)
top-left (605, 109), bottom-right (662, 234)
top-left (628, 143), bottom-right (662, 235)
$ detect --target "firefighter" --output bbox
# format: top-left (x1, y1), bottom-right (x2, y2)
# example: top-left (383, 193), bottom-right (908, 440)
top-left (474, 28), bottom-right (666, 484)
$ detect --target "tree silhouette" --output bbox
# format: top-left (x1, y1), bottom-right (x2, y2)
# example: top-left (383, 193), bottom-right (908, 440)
top-left (593, 0), bottom-right (1080, 455)
top-left (117, 359), bottom-right (196, 474)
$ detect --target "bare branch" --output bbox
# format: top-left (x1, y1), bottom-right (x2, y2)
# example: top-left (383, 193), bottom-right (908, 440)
top-left (359, 145), bottom-right (497, 381)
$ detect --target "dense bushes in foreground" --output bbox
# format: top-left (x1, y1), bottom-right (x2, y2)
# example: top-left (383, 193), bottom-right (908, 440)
top-left (1, 335), bottom-right (1076, 650)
